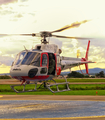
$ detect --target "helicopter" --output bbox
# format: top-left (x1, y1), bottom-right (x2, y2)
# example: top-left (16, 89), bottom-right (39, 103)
top-left (5, 20), bottom-right (94, 93)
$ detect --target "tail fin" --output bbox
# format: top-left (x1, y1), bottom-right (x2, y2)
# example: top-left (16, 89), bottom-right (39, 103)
top-left (80, 40), bottom-right (90, 75)
top-left (85, 40), bottom-right (90, 74)
top-left (85, 40), bottom-right (90, 60)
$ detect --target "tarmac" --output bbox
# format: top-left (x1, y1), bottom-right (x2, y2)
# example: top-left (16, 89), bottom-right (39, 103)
top-left (0, 95), bottom-right (105, 120)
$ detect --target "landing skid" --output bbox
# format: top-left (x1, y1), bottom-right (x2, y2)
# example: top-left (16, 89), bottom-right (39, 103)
top-left (10, 75), bottom-right (70, 93)
top-left (46, 75), bottom-right (70, 93)
top-left (10, 82), bottom-right (37, 93)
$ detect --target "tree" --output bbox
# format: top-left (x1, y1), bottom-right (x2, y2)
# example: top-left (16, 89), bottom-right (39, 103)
top-left (95, 71), bottom-right (104, 78)
top-left (67, 71), bottom-right (84, 78)
top-left (99, 71), bottom-right (104, 77)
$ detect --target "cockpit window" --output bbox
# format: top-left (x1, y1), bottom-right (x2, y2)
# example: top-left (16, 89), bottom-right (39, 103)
top-left (21, 52), bottom-right (40, 66)
top-left (14, 51), bottom-right (26, 65)
top-left (42, 54), bottom-right (48, 66)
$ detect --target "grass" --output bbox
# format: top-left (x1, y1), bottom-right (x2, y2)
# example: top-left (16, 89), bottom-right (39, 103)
top-left (70, 84), bottom-right (105, 90)
top-left (0, 84), bottom-right (105, 95)
top-left (55, 90), bottom-right (105, 95)
top-left (0, 90), bottom-right (105, 95)
top-left (0, 78), bottom-right (105, 95)
top-left (56, 78), bottom-right (105, 82)
top-left (1, 78), bottom-right (105, 82)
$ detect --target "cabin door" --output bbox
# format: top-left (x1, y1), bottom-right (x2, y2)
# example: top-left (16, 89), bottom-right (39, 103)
top-left (40, 53), bottom-right (49, 74)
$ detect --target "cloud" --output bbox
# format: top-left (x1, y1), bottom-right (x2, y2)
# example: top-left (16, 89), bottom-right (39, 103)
top-left (28, 12), bottom-right (35, 16)
top-left (0, 64), bottom-right (8, 68)
top-left (0, 9), bottom-right (14, 16)
top-left (0, 0), bottom-right (18, 5)
top-left (14, 13), bottom-right (23, 18)
top-left (0, 55), bottom-right (14, 66)
top-left (10, 13), bottom-right (23, 21)
top-left (0, 7), bottom-right (24, 20)
top-left (0, 5), bottom-right (15, 16)
top-left (49, 38), bottom-right (62, 49)
top-left (0, 64), bottom-right (10, 73)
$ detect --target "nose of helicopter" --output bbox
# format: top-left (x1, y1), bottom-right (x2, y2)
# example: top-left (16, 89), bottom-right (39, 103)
top-left (10, 65), bottom-right (38, 79)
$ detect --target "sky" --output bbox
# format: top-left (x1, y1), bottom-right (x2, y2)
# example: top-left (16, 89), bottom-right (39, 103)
top-left (0, 0), bottom-right (105, 73)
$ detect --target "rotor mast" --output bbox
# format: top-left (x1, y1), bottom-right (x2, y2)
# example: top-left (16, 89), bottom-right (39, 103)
top-left (41, 36), bottom-right (49, 44)
top-left (40, 31), bottom-right (52, 44)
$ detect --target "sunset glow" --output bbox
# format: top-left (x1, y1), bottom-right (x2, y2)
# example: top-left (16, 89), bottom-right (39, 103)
top-left (0, 0), bottom-right (105, 73)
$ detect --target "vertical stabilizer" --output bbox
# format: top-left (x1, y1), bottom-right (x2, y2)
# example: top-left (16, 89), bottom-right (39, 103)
top-left (81, 40), bottom-right (90, 75)
top-left (85, 40), bottom-right (90, 60)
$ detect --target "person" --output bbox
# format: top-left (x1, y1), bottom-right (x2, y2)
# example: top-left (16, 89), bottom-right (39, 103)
top-left (48, 54), bottom-right (55, 74)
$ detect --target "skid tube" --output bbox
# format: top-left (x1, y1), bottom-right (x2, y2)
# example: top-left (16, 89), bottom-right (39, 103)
top-left (46, 75), bottom-right (70, 93)
top-left (10, 82), bottom-right (37, 93)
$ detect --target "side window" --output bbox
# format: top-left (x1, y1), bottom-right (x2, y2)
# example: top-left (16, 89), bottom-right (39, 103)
top-left (42, 54), bottom-right (48, 66)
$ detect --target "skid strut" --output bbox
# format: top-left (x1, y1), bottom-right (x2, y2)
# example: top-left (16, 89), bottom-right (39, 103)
top-left (46, 75), bottom-right (70, 93)
top-left (10, 82), bottom-right (37, 93)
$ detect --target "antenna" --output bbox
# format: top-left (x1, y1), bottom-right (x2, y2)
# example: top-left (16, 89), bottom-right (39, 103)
top-left (24, 46), bottom-right (28, 52)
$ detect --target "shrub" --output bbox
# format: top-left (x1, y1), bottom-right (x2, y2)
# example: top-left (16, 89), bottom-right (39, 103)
top-left (0, 75), bottom-right (11, 79)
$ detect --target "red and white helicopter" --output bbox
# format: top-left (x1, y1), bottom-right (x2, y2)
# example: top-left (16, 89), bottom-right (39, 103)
top-left (8, 20), bottom-right (94, 93)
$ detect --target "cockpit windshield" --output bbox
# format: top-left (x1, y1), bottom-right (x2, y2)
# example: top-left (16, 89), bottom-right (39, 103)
top-left (13, 51), bottom-right (26, 65)
top-left (13, 51), bottom-right (40, 66)
top-left (21, 52), bottom-right (40, 66)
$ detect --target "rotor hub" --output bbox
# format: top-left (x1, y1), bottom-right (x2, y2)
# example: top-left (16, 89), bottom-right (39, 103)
top-left (40, 31), bottom-right (52, 38)
top-left (40, 31), bottom-right (52, 44)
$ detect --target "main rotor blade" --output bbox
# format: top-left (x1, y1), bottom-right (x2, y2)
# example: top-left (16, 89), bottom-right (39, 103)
top-left (19, 34), bottom-right (34, 36)
top-left (52, 34), bottom-right (91, 39)
top-left (0, 34), bottom-right (11, 37)
top-left (19, 33), bottom-right (37, 37)
top-left (51, 20), bottom-right (90, 33)
top-left (0, 33), bottom-right (38, 37)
